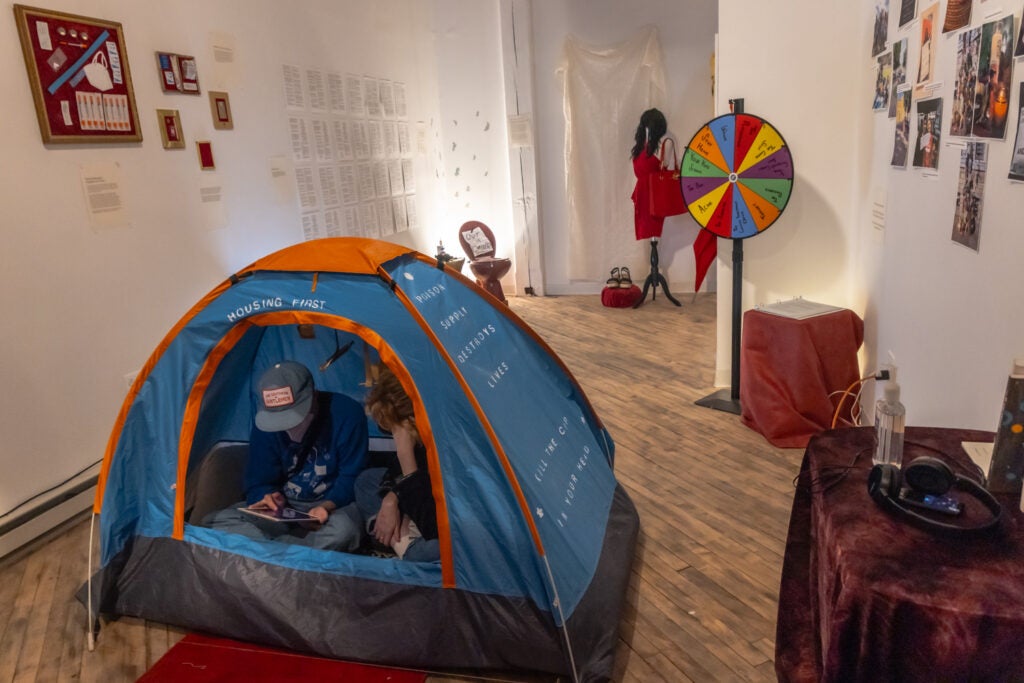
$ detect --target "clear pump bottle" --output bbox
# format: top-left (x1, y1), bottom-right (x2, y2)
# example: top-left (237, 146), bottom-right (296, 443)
top-left (874, 378), bottom-right (906, 467)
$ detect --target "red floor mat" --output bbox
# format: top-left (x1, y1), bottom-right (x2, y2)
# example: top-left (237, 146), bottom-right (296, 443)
top-left (137, 633), bottom-right (427, 682)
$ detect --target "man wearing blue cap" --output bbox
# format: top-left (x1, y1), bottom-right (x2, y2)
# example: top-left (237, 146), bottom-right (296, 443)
top-left (208, 361), bottom-right (367, 551)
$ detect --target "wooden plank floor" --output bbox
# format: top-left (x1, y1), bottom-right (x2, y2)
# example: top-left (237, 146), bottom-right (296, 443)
top-left (0, 293), bottom-right (805, 682)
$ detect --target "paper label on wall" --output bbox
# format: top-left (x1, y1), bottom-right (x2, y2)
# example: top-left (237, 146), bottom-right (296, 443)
top-left (80, 162), bottom-right (129, 232)
top-left (199, 174), bottom-right (228, 232)
top-left (269, 156), bottom-right (295, 205)
top-left (508, 114), bottom-right (533, 148)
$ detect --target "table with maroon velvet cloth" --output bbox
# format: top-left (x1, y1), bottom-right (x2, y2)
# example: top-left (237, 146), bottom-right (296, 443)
top-left (740, 308), bottom-right (864, 448)
top-left (775, 426), bottom-right (1024, 683)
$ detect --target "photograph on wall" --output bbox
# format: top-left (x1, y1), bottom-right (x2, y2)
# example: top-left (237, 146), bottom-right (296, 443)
top-left (942, 0), bottom-right (972, 33)
top-left (872, 0), bottom-right (890, 57)
top-left (1009, 83), bottom-right (1024, 181)
top-left (1017, 7), bottom-right (1024, 57)
top-left (12, 4), bottom-right (142, 143)
top-left (899, 0), bottom-right (917, 27)
top-left (951, 142), bottom-right (987, 251)
top-left (912, 96), bottom-right (942, 169)
top-left (888, 38), bottom-right (908, 117)
top-left (950, 28), bottom-right (981, 137)
top-left (873, 51), bottom-right (893, 111)
top-left (971, 14), bottom-right (1016, 139)
top-left (912, 4), bottom-right (938, 99)
top-left (891, 89), bottom-right (912, 167)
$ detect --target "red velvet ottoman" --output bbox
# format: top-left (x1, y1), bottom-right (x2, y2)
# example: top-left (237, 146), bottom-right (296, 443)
top-left (601, 285), bottom-right (642, 308)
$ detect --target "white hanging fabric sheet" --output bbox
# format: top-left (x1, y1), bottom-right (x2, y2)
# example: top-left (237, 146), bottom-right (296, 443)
top-left (556, 27), bottom-right (667, 281)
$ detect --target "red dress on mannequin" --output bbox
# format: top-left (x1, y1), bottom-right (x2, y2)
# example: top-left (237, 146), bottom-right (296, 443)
top-left (631, 149), bottom-right (664, 240)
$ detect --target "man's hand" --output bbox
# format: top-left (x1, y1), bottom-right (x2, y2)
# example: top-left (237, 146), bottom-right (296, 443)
top-left (307, 505), bottom-right (330, 525)
top-left (257, 491), bottom-right (286, 511)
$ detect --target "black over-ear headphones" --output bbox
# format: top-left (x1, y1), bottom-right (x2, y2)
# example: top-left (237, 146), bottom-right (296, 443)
top-left (867, 456), bottom-right (1004, 537)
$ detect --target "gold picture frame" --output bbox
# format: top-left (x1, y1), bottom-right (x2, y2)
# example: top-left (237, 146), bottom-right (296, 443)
top-left (13, 4), bottom-right (142, 143)
top-left (156, 109), bottom-right (184, 149)
top-left (209, 91), bottom-right (233, 130)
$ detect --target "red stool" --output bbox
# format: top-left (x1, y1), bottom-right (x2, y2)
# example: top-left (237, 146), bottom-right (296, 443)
top-left (458, 221), bottom-right (511, 303)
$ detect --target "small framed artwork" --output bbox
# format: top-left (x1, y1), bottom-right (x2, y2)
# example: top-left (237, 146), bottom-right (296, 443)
top-left (156, 108), bottom-right (184, 149)
top-left (13, 4), bottom-right (142, 143)
top-left (155, 52), bottom-right (200, 94)
top-left (209, 91), bottom-right (233, 130)
top-left (196, 140), bottom-right (215, 169)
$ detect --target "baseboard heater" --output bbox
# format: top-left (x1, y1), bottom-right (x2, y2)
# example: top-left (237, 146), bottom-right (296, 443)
top-left (0, 466), bottom-right (99, 560)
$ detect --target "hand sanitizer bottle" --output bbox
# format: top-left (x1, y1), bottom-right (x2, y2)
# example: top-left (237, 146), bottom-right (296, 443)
top-left (874, 376), bottom-right (906, 467)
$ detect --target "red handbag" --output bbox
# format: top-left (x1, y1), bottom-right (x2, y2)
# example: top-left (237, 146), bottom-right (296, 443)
top-left (648, 138), bottom-right (688, 217)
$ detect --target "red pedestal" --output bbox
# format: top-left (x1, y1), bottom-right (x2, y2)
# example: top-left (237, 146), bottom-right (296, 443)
top-left (739, 308), bottom-right (864, 448)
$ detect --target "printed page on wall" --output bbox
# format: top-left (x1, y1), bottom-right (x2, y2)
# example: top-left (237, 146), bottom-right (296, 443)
top-left (281, 64), bottom-right (417, 242)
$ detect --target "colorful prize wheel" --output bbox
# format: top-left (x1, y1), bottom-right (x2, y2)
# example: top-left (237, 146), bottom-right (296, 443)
top-left (680, 113), bottom-right (794, 239)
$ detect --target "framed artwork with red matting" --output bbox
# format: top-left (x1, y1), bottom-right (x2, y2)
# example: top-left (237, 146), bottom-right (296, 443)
top-left (13, 4), bottom-right (142, 143)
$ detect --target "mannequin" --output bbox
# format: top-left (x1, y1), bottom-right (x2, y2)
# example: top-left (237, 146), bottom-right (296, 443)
top-left (630, 108), bottom-right (681, 308)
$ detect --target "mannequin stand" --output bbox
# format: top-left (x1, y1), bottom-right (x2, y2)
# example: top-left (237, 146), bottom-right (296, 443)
top-left (633, 238), bottom-right (681, 308)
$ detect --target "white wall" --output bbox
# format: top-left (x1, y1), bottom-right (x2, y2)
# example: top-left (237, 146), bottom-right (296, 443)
top-left (431, 0), bottom-right (516, 277)
top-left (715, 1), bottom-right (871, 387)
top-left (0, 0), bottom-right (516, 517)
top-left (530, 0), bottom-right (718, 294)
top-left (862, 0), bottom-right (1024, 429)
top-left (718, 0), bottom-right (1024, 432)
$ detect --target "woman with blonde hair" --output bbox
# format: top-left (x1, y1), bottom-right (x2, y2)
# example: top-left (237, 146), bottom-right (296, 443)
top-left (356, 365), bottom-right (439, 561)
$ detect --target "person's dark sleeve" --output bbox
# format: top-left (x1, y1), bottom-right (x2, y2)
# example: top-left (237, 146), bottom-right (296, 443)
top-left (393, 467), bottom-right (437, 540)
top-left (244, 425), bottom-right (284, 505)
top-left (323, 395), bottom-right (368, 507)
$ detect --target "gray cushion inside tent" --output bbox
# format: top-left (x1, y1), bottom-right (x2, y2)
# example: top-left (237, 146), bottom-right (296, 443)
top-left (185, 441), bottom-right (249, 525)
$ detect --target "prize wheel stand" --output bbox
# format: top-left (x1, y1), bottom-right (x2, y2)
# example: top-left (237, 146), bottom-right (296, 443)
top-left (681, 99), bottom-right (795, 414)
